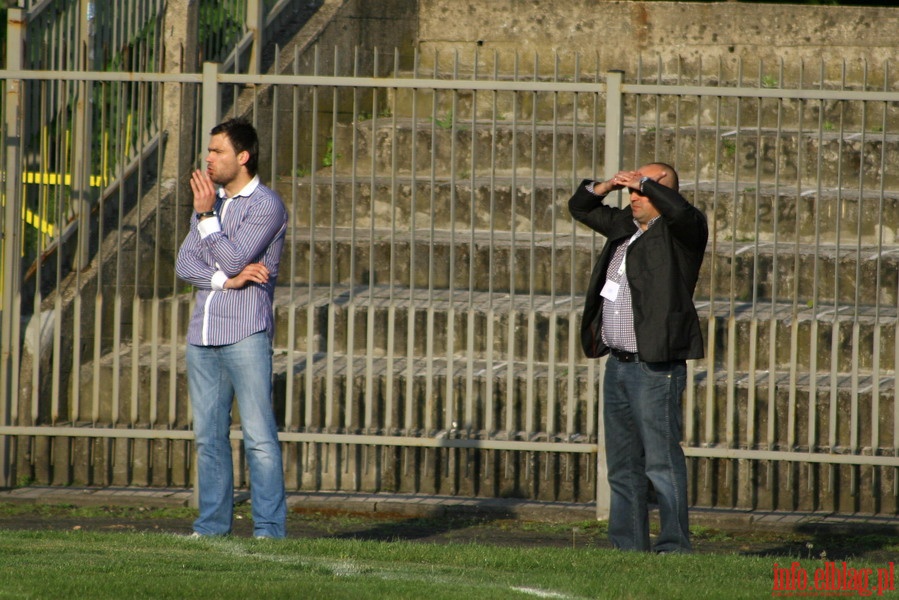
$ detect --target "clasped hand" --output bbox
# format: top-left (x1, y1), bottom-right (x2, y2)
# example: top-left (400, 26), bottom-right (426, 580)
top-left (224, 263), bottom-right (270, 290)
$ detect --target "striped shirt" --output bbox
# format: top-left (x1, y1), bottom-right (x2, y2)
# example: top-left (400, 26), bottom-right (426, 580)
top-left (175, 176), bottom-right (288, 346)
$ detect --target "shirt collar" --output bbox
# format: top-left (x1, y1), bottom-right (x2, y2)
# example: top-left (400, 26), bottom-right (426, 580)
top-left (632, 215), bottom-right (661, 231)
top-left (217, 175), bottom-right (260, 200)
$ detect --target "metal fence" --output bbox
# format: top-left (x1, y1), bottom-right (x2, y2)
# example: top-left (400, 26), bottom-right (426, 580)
top-left (2, 48), bottom-right (899, 516)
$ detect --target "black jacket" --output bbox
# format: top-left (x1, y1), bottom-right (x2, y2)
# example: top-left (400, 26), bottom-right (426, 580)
top-left (568, 179), bottom-right (708, 362)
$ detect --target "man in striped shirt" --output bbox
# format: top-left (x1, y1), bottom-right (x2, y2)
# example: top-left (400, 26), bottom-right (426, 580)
top-left (176, 118), bottom-right (288, 539)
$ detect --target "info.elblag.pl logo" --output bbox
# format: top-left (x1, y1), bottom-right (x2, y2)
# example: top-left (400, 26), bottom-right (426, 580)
top-left (772, 561), bottom-right (895, 597)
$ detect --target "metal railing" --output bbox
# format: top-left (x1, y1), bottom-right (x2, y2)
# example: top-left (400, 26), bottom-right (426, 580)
top-left (2, 49), bottom-right (898, 515)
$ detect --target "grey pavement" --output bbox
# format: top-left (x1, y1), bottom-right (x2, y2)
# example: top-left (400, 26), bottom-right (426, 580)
top-left (2, 486), bottom-right (898, 535)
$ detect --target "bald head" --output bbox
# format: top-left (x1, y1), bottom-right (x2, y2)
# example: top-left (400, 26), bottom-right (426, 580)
top-left (640, 162), bottom-right (679, 191)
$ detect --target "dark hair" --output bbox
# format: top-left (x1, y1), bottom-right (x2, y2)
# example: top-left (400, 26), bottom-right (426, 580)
top-left (211, 118), bottom-right (259, 176)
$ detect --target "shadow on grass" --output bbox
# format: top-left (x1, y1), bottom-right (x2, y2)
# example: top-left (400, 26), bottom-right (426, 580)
top-left (739, 520), bottom-right (899, 561)
top-left (302, 504), bottom-right (609, 549)
top-left (329, 513), bottom-right (501, 544)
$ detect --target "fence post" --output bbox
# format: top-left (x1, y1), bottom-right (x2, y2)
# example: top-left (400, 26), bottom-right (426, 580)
top-left (202, 62), bottom-right (223, 142)
top-left (161, 0), bottom-right (199, 180)
top-left (246, 0), bottom-right (265, 75)
top-left (603, 70), bottom-right (624, 190)
top-left (0, 8), bottom-right (25, 488)
top-left (72, 0), bottom-right (98, 270)
top-left (190, 61), bottom-right (223, 509)
top-left (594, 69), bottom-right (625, 520)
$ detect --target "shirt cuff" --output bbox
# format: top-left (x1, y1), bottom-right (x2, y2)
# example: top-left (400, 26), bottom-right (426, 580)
top-left (197, 216), bottom-right (221, 238)
top-left (211, 270), bottom-right (228, 291)
top-left (586, 181), bottom-right (602, 195)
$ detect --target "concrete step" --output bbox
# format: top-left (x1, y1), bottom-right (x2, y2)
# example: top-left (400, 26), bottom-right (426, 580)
top-left (136, 288), bottom-right (898, 379)
top-left (280, 227), bottom-right (595, 299)
top-left (386, 81), bottom-right (899, 133)
top-left (691, 367), bottom-right (896, 454)
top-left (274, 175), bottom-right (899, 245)
top-left (278, 227), bottom-right (899, 306)
top-left (57, 325), bottom-right (899, 509)
top-left (275, 174), bottom-right (575, 237)
top-left (698, 299), bottom-right (899, 374)
top-left (73, 344), bottom-right (895, 459)
top-left (328, 118), bottom-right (899, 189)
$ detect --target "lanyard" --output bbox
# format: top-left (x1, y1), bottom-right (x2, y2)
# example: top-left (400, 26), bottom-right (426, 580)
top-left (618, 229), bottom-right (642, 278)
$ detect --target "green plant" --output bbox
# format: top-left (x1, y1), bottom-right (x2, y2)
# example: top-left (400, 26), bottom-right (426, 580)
top-left (321, 138), bottom-right (340, 168)
top-left (432, 111), bottom-right (454, 130)
top-left (722, 138), bottom-right (736, 158)
top-left (760, 74), bottom-right (778, 88)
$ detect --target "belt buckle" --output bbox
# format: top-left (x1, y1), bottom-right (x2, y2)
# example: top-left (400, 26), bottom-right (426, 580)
top-left (613, 349), bottom-right (637, 362)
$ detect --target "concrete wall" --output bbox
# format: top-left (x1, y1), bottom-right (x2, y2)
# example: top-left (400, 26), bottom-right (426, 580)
top-left (417, 1), bottom-right (899, 83)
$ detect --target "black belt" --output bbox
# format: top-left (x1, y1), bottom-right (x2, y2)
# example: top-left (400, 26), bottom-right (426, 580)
top-left (610, 348), bottom-right (639, 362)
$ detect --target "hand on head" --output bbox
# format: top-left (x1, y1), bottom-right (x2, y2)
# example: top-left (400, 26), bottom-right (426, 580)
top-left (611, 168), bottom-right (667, 192)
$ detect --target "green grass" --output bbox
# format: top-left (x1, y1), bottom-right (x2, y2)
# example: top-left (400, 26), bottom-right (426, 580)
top-left (0, 503), bottom-right (895, 599)
top-left (0, 529), bottom-right (752, 599)
top-left (1, 528), bottom-right (888, 600)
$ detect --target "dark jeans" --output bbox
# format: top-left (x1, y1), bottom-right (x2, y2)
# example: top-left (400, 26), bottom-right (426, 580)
top-left (603, 356), bottom-right (691, 553)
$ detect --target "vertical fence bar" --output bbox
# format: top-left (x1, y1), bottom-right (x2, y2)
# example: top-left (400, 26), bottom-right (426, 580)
top-left (445, 52), bottom-right (459, 435)
top-left (546, 53), bottom-right (559, 439)
top-left (383, 47), bottom-right (401, 436)
top-left (872, 70), bottom-right (889, 491)
top-left (463, 47), bottom-right (478, 435)
top-left (364, 48), bottom-right (380, 434)
top-left (425, 49), bottom-right (438, 436)
top-left (525, 53), bottom-right (538, 438)
top-left (484, 50), bottom-right (498, 436)
top-left (277, 45), bottom-right (294, 434)
top-left (0, 8), bottom-right (25, 488)
top-left (404, 49), bottom-right (420, 437)
top-left (595, 68), bottom-right (624, 518)
top-left (505, 51), bottom-right (520, 442)
top-left (308, 45), bottom-right (322, 432)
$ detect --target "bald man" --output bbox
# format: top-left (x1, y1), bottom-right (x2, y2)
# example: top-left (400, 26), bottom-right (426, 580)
top-left (569, 163), bottom-right (708, 553)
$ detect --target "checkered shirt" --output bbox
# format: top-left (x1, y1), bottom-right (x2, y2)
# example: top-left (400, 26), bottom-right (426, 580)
top-left (600, 217), bottom-right (659, 353)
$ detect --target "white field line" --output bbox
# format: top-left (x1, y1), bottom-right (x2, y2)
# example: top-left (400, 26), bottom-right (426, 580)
top-left (511, 586), bottom-right (577, 599)
top-left (177, 537), bottom-right (584, 598)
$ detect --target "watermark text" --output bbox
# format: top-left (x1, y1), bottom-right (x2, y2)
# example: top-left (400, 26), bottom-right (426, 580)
top-left (772, 561), bottom-right (895, 597)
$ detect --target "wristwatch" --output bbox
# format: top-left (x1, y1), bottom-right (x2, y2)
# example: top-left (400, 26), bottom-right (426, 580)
top-left (639, 176), bottom-right (650, 193)
top-left (196, 209), bottom-right (217, 219)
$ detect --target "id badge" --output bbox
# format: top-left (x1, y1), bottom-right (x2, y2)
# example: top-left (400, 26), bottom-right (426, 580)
top-left (600, 279), bottom-right (619, 302)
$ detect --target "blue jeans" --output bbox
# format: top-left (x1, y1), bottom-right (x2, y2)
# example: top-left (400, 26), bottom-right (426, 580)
top-left (603, 356), bottom-right (691, 553)
top-left (186, 332), bottom-right (286, 538)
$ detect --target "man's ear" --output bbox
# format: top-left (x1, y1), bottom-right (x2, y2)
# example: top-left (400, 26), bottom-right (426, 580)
top-left (237, 150), bottom-right (250, 167)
